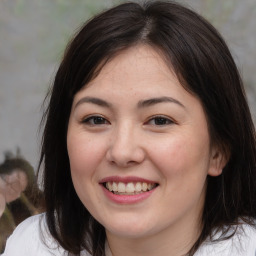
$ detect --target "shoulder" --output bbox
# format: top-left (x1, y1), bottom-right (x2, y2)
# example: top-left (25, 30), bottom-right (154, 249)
top-left (196, 223), bottom-right (256, 256)
top-left (2, 213), bottom-right (63, 256)
top-left (240, 223), bottom-right (256, 253)
top-left (2, 213), bottom-right (90, 256)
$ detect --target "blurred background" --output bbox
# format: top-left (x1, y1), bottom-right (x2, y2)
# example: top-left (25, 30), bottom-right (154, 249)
top-left (0, 0), bottom-right (255, 250)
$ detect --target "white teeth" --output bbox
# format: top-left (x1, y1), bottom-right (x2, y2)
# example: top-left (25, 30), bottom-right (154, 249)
top-left (106, 182), bottom-right (112, 191)
top-left (142, 182), bottom-right (147, 192)
top-left (117, 182), bottom-right (126, 193)
top-left (112, 182), bottom-right (118, 192)
top-left (135, 182), bottom-right (142, 192)
top-left (126, 182), bottom-right (135, 193)
top-left (105, 181), bottom-right (156, 194)
top-left (148, 183), bottom-right (153, 190)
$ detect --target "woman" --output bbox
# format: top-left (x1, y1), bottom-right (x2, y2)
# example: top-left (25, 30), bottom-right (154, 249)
top-left (2, 1), bottom-right (256, 255)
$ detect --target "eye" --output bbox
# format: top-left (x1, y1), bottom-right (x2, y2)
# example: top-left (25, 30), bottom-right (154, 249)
top-left (146, 116), bottom-right (174, 126)
top-left (82, 116), bottom-right (110, 125)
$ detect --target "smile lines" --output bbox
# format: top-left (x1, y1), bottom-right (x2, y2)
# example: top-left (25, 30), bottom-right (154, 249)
top-left (104, 181), bottom-right (158, 195)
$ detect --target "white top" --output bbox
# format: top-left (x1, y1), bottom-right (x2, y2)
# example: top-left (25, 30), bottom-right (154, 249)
top-left (2, 214), bottom-right (256, 256)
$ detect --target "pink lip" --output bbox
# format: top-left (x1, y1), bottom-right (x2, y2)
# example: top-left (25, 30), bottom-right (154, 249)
top-left (101, 185), bottom-right (156, 204)
top-left (99, 176), bottom-right (158, 184)
top-left (99, 176), bottom-right (158, 205)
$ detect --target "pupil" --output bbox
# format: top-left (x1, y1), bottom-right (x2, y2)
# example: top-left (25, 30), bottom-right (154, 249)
top-left (94, 117), bottom-right (104, 124)
top-left (155, 118), bottom-right (166, 125)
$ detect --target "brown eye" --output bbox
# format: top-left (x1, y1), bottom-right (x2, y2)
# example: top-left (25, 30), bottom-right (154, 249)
top-left (83, 116), bottom-right (109, 125)
top-left (147, 116), bottom-right (174, 126)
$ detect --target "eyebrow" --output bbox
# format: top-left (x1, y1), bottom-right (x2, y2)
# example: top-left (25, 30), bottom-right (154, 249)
top-left (138, 96), bottom-right (185, 109)
top-left (74, 96), bottom-right (185, 109)
top-left (74, 97), bottom-right (112, 109)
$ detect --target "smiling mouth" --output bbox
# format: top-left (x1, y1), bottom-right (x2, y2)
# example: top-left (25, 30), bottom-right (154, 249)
top-left (103, 181), bottom-right (158, 195)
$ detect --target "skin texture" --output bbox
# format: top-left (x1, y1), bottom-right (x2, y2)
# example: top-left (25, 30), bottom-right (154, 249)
top-left (67, 45), bottom-right (225, 256)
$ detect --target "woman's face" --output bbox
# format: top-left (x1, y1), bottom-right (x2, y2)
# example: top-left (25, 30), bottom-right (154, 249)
top-left (67, 45), bottom-right (223, 242)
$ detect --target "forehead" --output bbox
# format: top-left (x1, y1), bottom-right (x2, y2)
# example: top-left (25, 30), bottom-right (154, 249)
top-left (94, 45), bottom-right (174, 82)
top-left (75, 45), bottom-right (189, 101)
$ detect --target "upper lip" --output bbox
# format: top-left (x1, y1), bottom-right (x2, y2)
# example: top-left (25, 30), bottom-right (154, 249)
top-left (99, 176), bottom-right (158, 184)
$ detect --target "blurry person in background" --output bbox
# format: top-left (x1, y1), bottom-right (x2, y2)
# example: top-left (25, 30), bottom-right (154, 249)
top-left (0, 166), bottom-right (28, 204)
top-left (0, 150), bottom-right (45, 252)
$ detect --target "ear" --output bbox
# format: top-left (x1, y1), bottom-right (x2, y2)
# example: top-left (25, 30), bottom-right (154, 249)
top-left (208, 146), bottom-right (229, 177)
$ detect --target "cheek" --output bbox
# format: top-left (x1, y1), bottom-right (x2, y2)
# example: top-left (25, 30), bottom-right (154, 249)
top-left (150, 135), bottom-right (210, 214)
top-left (67, 135), bottom-right (104, 208)
top-left (149, 134), bottom-right (211, 182)
top-left (67, 133), bottom-right (107, 184)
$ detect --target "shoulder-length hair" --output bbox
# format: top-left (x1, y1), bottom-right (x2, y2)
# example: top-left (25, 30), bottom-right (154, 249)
top-left (39, 1), bottom-right (256, 255)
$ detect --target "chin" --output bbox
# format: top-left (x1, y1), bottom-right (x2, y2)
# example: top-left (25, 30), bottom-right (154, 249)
top-left (107, 227), bottom-right (150, 239)
top-left (104, 218), bottom-right (155, 239)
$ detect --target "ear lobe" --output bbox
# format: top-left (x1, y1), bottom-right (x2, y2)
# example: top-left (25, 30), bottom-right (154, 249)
top-left (208, 148), bottom-right (229, 177)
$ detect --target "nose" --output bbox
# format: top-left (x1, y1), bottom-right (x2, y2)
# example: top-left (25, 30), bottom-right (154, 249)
top-left (106, 123), bottom-right (145, 167)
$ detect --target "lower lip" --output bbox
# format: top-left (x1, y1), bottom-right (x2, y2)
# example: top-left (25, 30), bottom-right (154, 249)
top-left (101, 185), bottom-right (156, 204)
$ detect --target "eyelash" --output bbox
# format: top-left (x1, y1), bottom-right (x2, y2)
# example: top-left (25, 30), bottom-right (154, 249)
top-left (145, 116), bottom-right (175, 126)
top-left (82, 115), bottom-right (110, 125)
top-left (82, 115), bottom-right (174, 126)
